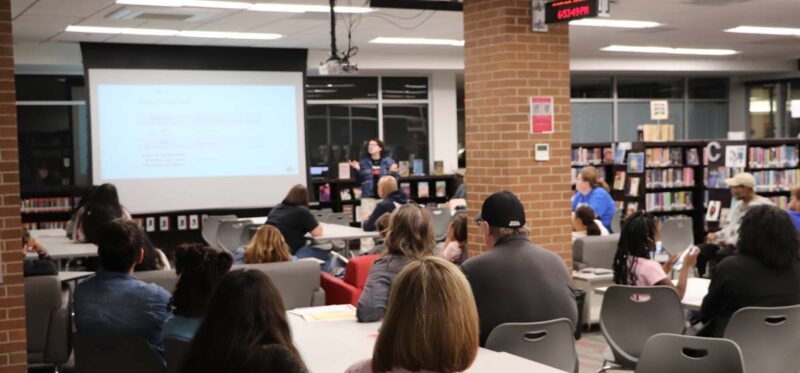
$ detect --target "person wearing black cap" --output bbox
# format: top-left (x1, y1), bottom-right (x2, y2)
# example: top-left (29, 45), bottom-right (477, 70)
top-left (462, 191), bottom-right (577, 346)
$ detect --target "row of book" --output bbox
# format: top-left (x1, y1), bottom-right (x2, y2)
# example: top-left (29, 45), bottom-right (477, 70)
top-left (705, 167), bottom-right (744, 189)
top-left (23, 220), bottom-right (68, 230)
top-left (644, 168), bottom-right (696, 189)
top-left (645, 191), bottom-right (694, 212)
top-left (748, 145), bottom-right (799, 169)
top-left (571, 167), bottom-right (607, 185)
top-left (318, 181), bottom-right (447, 202)
top-left (644, 147), bottom-right (701, 167)
top-left (21, 197), bottom-right (81, 214)
top-left (752, 170), bottom-right (800, 192)
top-left (571, 147), bottom-right (613, 166)
top-left (638, 124), bottom-right (676, 142)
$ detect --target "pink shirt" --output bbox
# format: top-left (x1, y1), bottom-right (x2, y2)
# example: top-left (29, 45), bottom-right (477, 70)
top-left (440, 241), bottom-right (463, 263)
top-left (626, 257), bottom-right (668, 286)
top-left (345, 359), bottom-right (462, 373)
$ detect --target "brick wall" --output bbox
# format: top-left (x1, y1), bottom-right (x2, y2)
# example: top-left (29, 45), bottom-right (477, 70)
top-left (463, 0), bottom-right (573, 265)
top-left (0, 0), bottom-right (26, 370)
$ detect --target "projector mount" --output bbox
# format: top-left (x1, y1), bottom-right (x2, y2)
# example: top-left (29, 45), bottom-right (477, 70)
top-left (319, 0), bottom-right (359, 75)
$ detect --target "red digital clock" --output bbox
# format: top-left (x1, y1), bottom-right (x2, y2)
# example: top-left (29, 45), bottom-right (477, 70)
top-left (545, 0), bottom-right (599, 24)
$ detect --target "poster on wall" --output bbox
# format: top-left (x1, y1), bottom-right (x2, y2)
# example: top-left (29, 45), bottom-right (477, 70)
top-left (650, 100), bottom-right (669, 120)
top-left (530, 96), bottom-right (554, 134)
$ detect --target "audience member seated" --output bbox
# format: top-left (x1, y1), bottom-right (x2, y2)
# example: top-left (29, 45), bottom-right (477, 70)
top-left (73, 219), bottom-right (171, 354)
top-left (440, 213), bottom-right (467, 264)
top-left (362, 176), bottom-right (407, 232)
top-left (21, 229), bottom-right (57, 277)
top-left (363, 212), bottom-right (392, 256)
top-left (612, 211), bottom-right (697, 299)
top-left (699, 172), bottom-right (772, 277)
top-left (571, 205), bottom-right (609, 242)
top-left (135, 234), bottom-right (171, 271)
top-left (234, 225), bottom-right (293, 265)
top-left (787, 186), bottom-right (800, 232)
top-left (73, 183), bottom-right (132, 244)
top-left (346, 257), bottom-right (479, 373)
top-left (180, 269), bottom-right (307, 373)
top-left (571, 166), bottom-right (616, 232)
top-left (357, 204), bottom-right (436, 322)
top-left (463, 191), bottom-right (577, 346)
top-left (698, 205), bottom-right (800, 337)
top-left (162, 244), bottom-right (232, 342)
top-left (267, 185), bottom-right (330, 269)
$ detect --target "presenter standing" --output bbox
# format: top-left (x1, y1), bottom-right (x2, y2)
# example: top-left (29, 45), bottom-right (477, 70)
top-left (349, 138), bottom-right (399, 199)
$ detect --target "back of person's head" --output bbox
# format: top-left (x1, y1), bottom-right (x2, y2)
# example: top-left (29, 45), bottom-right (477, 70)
top-left (171, 244), bottom-right (233, 318)
top-left (98, 219), bottom-right (144, 273)
top-left (244, 225), bottom-right (291, 264)
top-left (374, 213), bottom-right (392, 238)
top-left (738, 205), bottom-right (800, 269)
top-left (282, 184), bottom-right (309, 207)
top-left (181, 269), bottom-right (304, 373)
top-left (580, 166), bottom-right (610, 191)
top-left (373, 256), bottom-right (479, 373)
top-left (575, 206), bottom-right (602, 236)
top-left (80, 183), bottom-right (124, 244)
top-left (91, 183), bottom-right (121, 207)
top-left (449, 213), bottom-right (468, 245)
top-left (134, 234), bottom-right (165, 272)
top-left (384, 204), bottom-right (436, 259)
top-left (378, 176), bottom-right (398, 195)
top-left (612, 211), bottom-right (657, 285)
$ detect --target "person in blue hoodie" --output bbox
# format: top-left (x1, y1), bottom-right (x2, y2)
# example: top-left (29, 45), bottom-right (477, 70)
top-left (349, 138), bottom-right (399, 199)
top-left (362, 176), bottom-right (408, 231)
top-left (571, 166), bottom-right (616, 232)
top-left (788, 187), bottom-right (800, 232)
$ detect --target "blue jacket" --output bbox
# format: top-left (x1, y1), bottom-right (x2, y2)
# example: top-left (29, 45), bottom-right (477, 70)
top-left (357, 156), bottom-right (398, 198)
top-left (789, 210), bottom-right (800, 233)
top-left (572, 187), bottom-right (617, 232)
top-left (363, 190), bottom-right (408, 231)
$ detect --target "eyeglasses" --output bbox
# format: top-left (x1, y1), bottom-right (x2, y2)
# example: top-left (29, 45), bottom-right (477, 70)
top-left (368, 143), bottom-right (380, 148)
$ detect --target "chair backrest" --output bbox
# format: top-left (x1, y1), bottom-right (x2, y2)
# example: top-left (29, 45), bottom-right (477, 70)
top-left (600, 285), bottom-right (685, 366)
top-left (485, 318), bottom-right (577, 372)
top-left (427, 207), bottom-right (452, 242)
top-left (135, 270), bottom-right (178, 293)
top-left (723, 304), bottom-right (800, 373)
top-left (312, 208), bottom-right (333, 221)
top-left (216, 219), bottom-right (252, 252)
top-left (235, 260), bottom-right (324, 309)
top-left (635, 333), bottom-right (744, 373)
top-left (201, 215), bottom-right (237, 249)
top-left (73, 334), bottom-right (165, 373)
top-left (25, 276), bottom-right (70, 365)
top-left (164, 337), bottom-right (191, 373)
top-left (343, 255), bottom-right (380, 289)
top-left (323, 212), bottom-right (351, 226)
top-left (238, 223), bottom-right (262, 247)
top-left (611, 209), bottom-right (622, 233)
top-left (660, 218), bottom-right (693, 253)
top-left (572, 234), bottom-right (619, 270)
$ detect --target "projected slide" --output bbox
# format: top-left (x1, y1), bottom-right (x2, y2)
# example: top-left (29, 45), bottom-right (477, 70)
top-left (97, 84), bottom-right (298, 180)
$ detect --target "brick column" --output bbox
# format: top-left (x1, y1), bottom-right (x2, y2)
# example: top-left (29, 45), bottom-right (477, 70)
top-left (0, 0), bottom-right (26, 370)
top-left (464, 0), bottom-right (572, 265)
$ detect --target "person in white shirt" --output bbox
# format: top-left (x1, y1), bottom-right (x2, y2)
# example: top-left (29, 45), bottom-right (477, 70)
top-left (571, 205), bottom-right (610, 242)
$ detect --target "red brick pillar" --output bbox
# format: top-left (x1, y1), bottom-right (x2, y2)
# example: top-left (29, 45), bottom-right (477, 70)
top-left (464, 0), bottom-right (573, 265)
top-left (0, 0), bottom-right (26, 370)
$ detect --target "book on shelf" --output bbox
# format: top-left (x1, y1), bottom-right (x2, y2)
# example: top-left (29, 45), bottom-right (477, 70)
top-left (705, 166), bottom-right (742, 189)
top-left (435, 181), bottom-right (446, 198)
top-left (725, 145), bottom-right (747, 168)
top-left (640, 124), bottom-right (675, 141)
top-left (340, 189), bottom-right (352, 201)
top-left (572, 147), bottom-right (604, 165)
top-left (645, 191), bottom-right (693, 212)
top-left (625, 202), bottom-right (639, 215)
top-left (706, 200), bottom-right (721, 222)
top-left (338, 162), bottom-right (351, 179)
top-left (23, 221), bottom-right (68, 230)
top-left (398, 161), bottom-right (410, 177)
top-left (627, 152), bottom-right (645, 173)
top-left (615, 200), bottom-right (624, 209)
top-left (613, 147), bottom-right (626, 165)
top-left (748, 145), bottom-right (800, 169)
top-left (613, 171), bottom-right (626, 190)
top-left (645, 147), bottom-right (683, 167)
top-left (434, 161), bottom-right (444, 175)
top-left (318, 184), bottom-right (331, 202)
top-left (412, 159), bottom-right (425, 176)
top-left (719, 208), bottom-right (730, 225)
top-left (628, 177), bottom-right (640, 197)
top-left (768, 196), bottom-right (789, 209)
top-left (418, 182), bottom-right (430, 198)
top-left (400, 182), bottom-right (411, 197)
top-left (21, 197), bottom-right (78, 214)
top-left (752, 169), bottom-right (800, 192)
top-left (645, 167), bottom-right (694, 188)
top-left (603, 148), bottom-right (614, 164)
top-left (353, 187), bottom-right (362, 200)
top-left (685, 148), bottom-right (700, 166)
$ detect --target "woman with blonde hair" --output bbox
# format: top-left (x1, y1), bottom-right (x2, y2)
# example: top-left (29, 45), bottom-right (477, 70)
top-left (346, 256), bottom-right (479, 373)
top-left (234, 225), bottom-right (292, 264)
top-left (356, 203), bottom-right (437, 322)
top-left (571, 166), bottom-right (616, 232)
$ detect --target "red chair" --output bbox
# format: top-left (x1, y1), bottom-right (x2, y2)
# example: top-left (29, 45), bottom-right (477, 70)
top-left (320, 255), bottom-right (380, 306)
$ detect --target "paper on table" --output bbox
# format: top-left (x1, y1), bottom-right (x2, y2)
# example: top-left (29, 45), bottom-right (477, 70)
top-left (289, 305), bottom-right (357, 322)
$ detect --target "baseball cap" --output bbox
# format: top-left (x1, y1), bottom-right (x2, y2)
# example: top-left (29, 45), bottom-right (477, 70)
top-left (724, 172), bottom-right (755, 189)
top-left (475, 191), bottom-right (526, 228)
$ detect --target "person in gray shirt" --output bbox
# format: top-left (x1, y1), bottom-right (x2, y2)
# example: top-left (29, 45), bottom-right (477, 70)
top-left (463, 191), bottom-right (577, 346)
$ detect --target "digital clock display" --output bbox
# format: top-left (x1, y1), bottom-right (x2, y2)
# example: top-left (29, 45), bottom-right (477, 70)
top-left (544, 0), bottom-right (598, 24)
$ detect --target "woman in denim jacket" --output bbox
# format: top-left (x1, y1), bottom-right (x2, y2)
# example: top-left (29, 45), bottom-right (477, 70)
top-left (349, 138), bottom-right (399, 198)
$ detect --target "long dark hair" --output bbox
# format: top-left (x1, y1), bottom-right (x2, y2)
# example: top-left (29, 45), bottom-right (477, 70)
top-left (612, 211), bottom-right (657, 285)
top-left (738, 205), bottom-right (800, 269)
top-left (180, 269), bottom-right (306, 373)
top-left (575, 206), bottom-right (602, 236)
top-left (134, 234), bottom-right (163, 272)
top-left (79, 183), bottom-right (125, 244)
top-left (282, 185), bottom-right (310, 207)
top-left (170, 244), bottom-right (233, 318)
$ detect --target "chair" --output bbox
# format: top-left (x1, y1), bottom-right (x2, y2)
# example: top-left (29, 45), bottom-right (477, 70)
top-left (25, 276), bottom-right (71, 370)
top-left (201, 214), bottom-right (236, 249)
top-left (323, 212), bottom-right (352, 226)
top-left (216, 219), bottom-right (252, 252)
top-left (320, 255), bottom-right (380, 306)
top-left (485, 318), bottom-right (578, 372)
top-left (427, 207), bottom-right (452, 242)
top-left (723, 305), bottom-right (800, 373)
top-left (572, 234), bottom-right (619, 270)
top-left (238, 223), bottom-right (262, 247)
top-left (598, 285), bottom-right (685, 372)
top-left (635, 333), bottom-right (744, 373)
top-left (236, 260), bottom-right (326, 309)
top-left (660, 218), bottom-right (693, 253)
top-left (73, 334), bottom-right (166, 373)
top-left (610, 209), bottom-right (621, 233)
top-left (164, 337), bottom-right (191, 373)
top-left (136, 269), bottom-right (178, 293)
top-left (312, 208), bottom-right (333, 221)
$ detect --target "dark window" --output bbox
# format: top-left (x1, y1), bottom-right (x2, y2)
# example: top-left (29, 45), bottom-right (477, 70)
top-left (306, 104), bottom-right (379, 167)
top-left (381, 77), bottom-right (429, 100)
top-left (383, 105), bottom-right (429, 171)
top-left (689, 78), bottom-right (728, 99)
top-left (571, 76), bottom-right (612, 98)
top-left (305, 77), bottom-right (378, 100)
top-left (617, 77), bottom-right (683, 99)
top-left (16, 75), bottom-right (85, 101)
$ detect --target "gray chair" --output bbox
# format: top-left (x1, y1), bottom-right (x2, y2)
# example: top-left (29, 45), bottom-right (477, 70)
top-left (427, 207), bottom-right (452, 242)
top-left (610, 209), bottom-right (622, 233)
top-left (239, 223), bottom-right (262, 247)
top-left (635, 333), bottom-right (744, 373)
top-left (323, 212), bottom-right (351, 226)
top-left (485, 318), bottom-right (578, 372)
top-left (312, 208), bottom-right (333, 221)
top-left (660, 218), bottom-right (693, 253)
top-left (236, 260), bottom-right (325, 309)
top-left (25, 276), bottom-right (71, 370)
top-left (216, 219), bottom-right (252, 252)
top-left (572, 234), bottom-right (619, 270)
top-left (73, 334), bottom-right (166, 373)
top-left (723, 304), bottom-right (800, 373)
top-left (599, 285), bottom-right (685, 372)
top-left (201, 214), bottom-right (236, 249)
top-left (164, 337), bottom-right (191, 373)
top-left (136, 269), bottom-right (178, 293)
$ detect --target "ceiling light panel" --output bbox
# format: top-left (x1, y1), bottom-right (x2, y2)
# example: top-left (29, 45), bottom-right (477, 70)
top-left (601, 45), bottom-right (738, 56)
top-left (65, 25), bottom-right (281, 40)
top-left (115, 0), bottom-right (374, 13)
top-left (725, 26), bottom-right (800, 36)
top-left (569, 19), bottom-right (660, 28)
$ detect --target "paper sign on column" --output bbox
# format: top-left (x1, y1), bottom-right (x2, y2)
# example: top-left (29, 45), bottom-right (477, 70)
top-left (530, 96), bottom-right (554, 134)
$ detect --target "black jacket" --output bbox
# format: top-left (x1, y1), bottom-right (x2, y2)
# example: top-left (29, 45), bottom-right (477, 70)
top-left (363, 191), bottom-right (407, 231)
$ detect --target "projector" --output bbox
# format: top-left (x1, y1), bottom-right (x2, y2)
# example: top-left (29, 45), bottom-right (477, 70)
top-left (318, 59), bottom-right (358, 75)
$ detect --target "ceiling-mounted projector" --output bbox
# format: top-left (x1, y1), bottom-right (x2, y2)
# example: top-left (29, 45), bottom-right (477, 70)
top-left (319, 0), bottom-right (359, 75)
top-left (319, 58), bottom-right (358, 75)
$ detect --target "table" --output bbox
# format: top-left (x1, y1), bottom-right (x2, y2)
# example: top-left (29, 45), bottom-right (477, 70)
top-left (240, 218), bottom-right (380, 259)
top-left (57, 271), bottom-right (94, 283)
top-left (29, 230), bottom-right (98, 270)
top-left (594, 277), bottom-right (710, 311)
top-left (288, 313), bottom-right (566, 373)
top-left (572, 269), bottom-right (614, 325)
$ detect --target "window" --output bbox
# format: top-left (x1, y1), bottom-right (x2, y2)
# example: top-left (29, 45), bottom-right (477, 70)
top-left (571, 103), bottom-right (613, 142)
top-left (571, 77), bottom-right (612, 98)
top-left (383, 104), bottom-right (429, 171)
top-left (456, 76), bottom-right (465, 168)
top-left (689, 78), bottom-right (728, 99)
top-left (382, 77), bottom-right (428, 99)
top-left (618, 102), bottom-right (684, 141)
top-left (306, 104), bottom-right (379, 167)
top-left (689, 102), bottom-right (728, 140)
top-left (305, 77), bottom-right (377, 100)
top-left (748, 84), bottom-right (778, 139)
top-left (617, 77), bottom-right (683, 99)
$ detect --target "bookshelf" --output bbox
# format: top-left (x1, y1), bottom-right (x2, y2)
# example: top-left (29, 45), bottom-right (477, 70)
top-left (570, 143), bottom-right (615, 191)
top-left (20, 188), bottom-right (88, 230)
top-left (310, 175), bottom-right (458, 213)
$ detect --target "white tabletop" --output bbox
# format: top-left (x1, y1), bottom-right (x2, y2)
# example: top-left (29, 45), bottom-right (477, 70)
top-left (29, 230), bottom-right (98, 260)
top-left (240, 218), bottom-right (380, 242)
top-left (57, 271), bottom-right (94, 282)
top-left (572, 269), bottom-right (614, 281)
top-left (288, 313), bottom-right (566, 373)
top-left (594, 277), bottom-right (710, 311)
